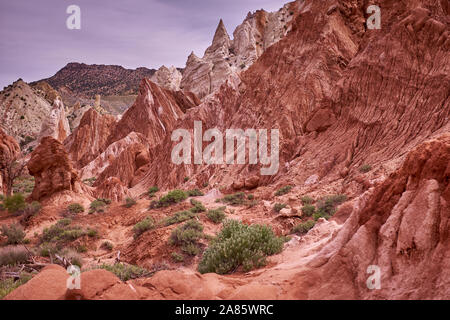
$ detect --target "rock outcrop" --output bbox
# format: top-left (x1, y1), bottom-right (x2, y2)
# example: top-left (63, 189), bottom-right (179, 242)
top-left (64, 108), bottom-right (117, 169)
top-left (38, 97), bottom-right (71, 143)
top-left (0, 79), bottom-right (52, 143)
top-left (151, 65), bottom-right (182, 91)
top-left (27, 137), bottom-right (84, 201)
top-left (304, 133), bottom-right (450, 299)
top-left (0, 128), bottom-right (20, 195)
top-left (180, 1), bottom-right (299, 99)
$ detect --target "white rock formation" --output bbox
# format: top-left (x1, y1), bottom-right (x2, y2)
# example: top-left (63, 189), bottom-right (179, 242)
top-left (151, 65), bottom-right (182, 91)
top-left (38, 97), bottom-right (71, 143)
top-left (180, 1), bottom-right (299, 100)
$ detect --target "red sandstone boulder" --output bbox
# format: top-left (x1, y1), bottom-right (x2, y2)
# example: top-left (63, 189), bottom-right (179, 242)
top-left (0, 128), bottom-right (20, 195)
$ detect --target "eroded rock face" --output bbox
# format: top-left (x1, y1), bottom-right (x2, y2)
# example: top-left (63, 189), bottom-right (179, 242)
top-left (106, 78), bottom-right (199, 148)
top-left (0, 128), bottom-right (20, 195)
top-left (27, 137), bottom-right (82, 201)
top-left (38, 97), bottom-right (71, 143)
top-left (95, 177), bottom-right (132, 203)
top-left (180, 2), bottom-right (299, 100)
top-left (305, 134), bottom-right (450, 299)
top-left (64, 108), bottom-right (117, 169)
top-left (151, 65), bottom-right (182, 91)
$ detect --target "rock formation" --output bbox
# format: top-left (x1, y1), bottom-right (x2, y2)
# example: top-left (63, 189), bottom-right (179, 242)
top-left (38, 97), bottom-right (71, 143)
top-left (180, 1), bottom-right (299, 99)
top-left (0, 79), bottom-right (52, 143)
top-left (27, 137), bottom-right (84, 201)
top-left (151, 65), bottom-right (182, 91)
top-left (0, 128), bottom-right (20, 195)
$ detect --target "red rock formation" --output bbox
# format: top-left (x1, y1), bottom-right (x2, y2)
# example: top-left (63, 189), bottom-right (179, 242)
top-left (27, 137), bottom-right (84, 201)
top-left (106, 78), bottom-right (200, 148)
top-left (304, 133), bottom-right (450, 299)
top-left (95, 177), bottom-right (132, 202)
top-left (0, 128), bottom-right (20, 195)
top-left (64, 108), bottom-right (117, 169)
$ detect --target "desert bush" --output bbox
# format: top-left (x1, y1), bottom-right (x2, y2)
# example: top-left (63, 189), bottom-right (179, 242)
top-left (247, 194), bottom-right (254, 200)
top-left (59, 249), bottom-right (83, 268)
top-left (171, 252), bottom-right (184, 262)
top-left (96, 198), bottom-right (112, 205)
top-left (87, 229), bottom-right (98, 238)
top-left (150, 190), bottom-right (187, 208)
top-left (316, 194), bottom-right (347, 216)
top-left (168, 220), bottom-right (203, 255)
top-left (184, 177), bottom-right (189, 182)
top-left (163, 210), bottom-right (196, 226)
top-left (1, 224), bottom-right (25, 245)
top-left (0, 246), bottom-right (29, 266)
top-left (133, 217), bottom-right (154, 239)
top-left (359, 164), bottom-right (372, 173)
top-left (39, 242), bottom-right (59, 257)
top-left (275, 185), bottom-right (292, 196)
top-left (273, 203), bottom-right (287, 213)
top-left (292, 220), bottom-right (316, 234)
top-left (67, 203), bottom-right (84, 214)
top-left (186, 189), bottom-right (204, 197)
top-left (190, 199), bottom-right (206, 213)
top-left (124, 197), bottom-right (137, 208)
top-left (98, 263), bottom-right (149, 281)
top-left (198, 220), bottom-right (284, 274)
top-left (82, 177), bottom-right (96, 187)
top-left (300, 196), bottom-right (314, 205)
top-left (301, 204), bottom-right (316, 217)
top-left (3, 194), bottom-right (26, 215)
top-left (41, 219), bottom-right (88, 244)
top-left (89, 199), bottom-right (108, 214)
top-left (206, 207), bottom-right (226, 224)
top-left (100, 241), bottom-right (113, 251)
top-left (219, 192), bottom-right (246, 206)
top-left (0, 273), bottom-right (32, 299)
top-left (148, 186), bottom-right (159, 198)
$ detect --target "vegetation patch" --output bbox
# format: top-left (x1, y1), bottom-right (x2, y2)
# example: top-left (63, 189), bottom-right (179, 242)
top-left (124, 197), bottom-right (137, 208)
top-left (189, 199), bottom-right (206, 213)
top-left (168, 220), bottom-right (203, 256)
top-left (359, 164), bottom-right (372, 173)
top-left (67, 203), bottom-right (84, 214)
top-left (147, 186), bottom-right (159, 198)
top-left (89, 199), bottom-right (109, 214)
top-left (150, 190), bottom-right (187, 208)
top-left (82, 177), bottom-right (97, 187)
top-left (198, 220), bottom-right (284, 274)
top-left (301, 204), bottom-right (316, 217)
top-left (163, 210), bottom-right (196, 227)
top-left (97, 263), bottom-right (150, 281)
top-left (12, 176), bottom-right (35, 195)
top-left (100, 241), bottom-right (113, 251)
top-left (40, 219), bottom-right (93, 245)
top-left (316, 194), bottom-right (347, 217)
top-left (186, 189), bottom-right (204, 197)
top-left (292, 220), bottom-right (316, 235)
top-left (273, 203), bottom-right (287, 213)
top-left (206, 207), bottom-right (226, 224)
top-left (0, 246), bottom-right (29, 266)
top-left (0, 273), bottom-right (32, 299)
top-left (300, 196), bottom-right (314, 205)
top-left (1, 224), bottom-right (26, 245)
top-left (275, 185), bottom-right (292, 196)
top-left (217, 192), bottom-right (246, 206)
top-left (133, 217), bottom-right (155, 239)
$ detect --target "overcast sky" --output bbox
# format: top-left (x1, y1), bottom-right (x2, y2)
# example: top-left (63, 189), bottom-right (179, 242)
top-left (0, 0), bottom-right (289, 89)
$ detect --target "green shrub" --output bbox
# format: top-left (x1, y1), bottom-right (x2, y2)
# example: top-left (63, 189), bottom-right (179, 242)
top-left (300, 196), bottom-right (314, 205)
top-left (41, 219), bottom-right (88, 243)
top-left (59, 249), bottom-right (83, 268)
top-left (301, 204), bottom-right (316, 217)
top-left (0, 273), bottom-right (32, 299)
top-left (273, 203), bottom-right (287, 213)
top-left (98, 263), bottom-right (149, 281)
top-left (184, 177), bottom-right (190, 182)
top-left (171, 252), bottom-right (184, 262)
top-left (96, 198), bottom-right (111, 205)
top-left (1, 224), bottom-right (25, 245)
top-left (133, 217), bottom-right (154, 239)
top-left (292, 220), bottom-right (316, 234)
top-left (100, 241), bottom-right (114, 251)
top-left (275, 185), bottom-right (292, 196)
top-left (76, 245), bottom-right (87, 253)
top-left (187, 189), bottom-right (204, 197)
top-left (150, 190), bottom-right (187, 208)
top-left (12, 176), bottom-right (35, 194)
top-left (198, 220), bottom-right (284, 274)
top-left (247, 194), bottom-right (254, 200)
top-left (316, 194), bottom-right (347, 216)
top-left (206, 207), bottom-right (226, 224)
top-left (169, 220), bottom-right (203, 255)
top-left (0, 246), bottom-right (29, 266)
top-left (190, 199), bottom-right (206, 213)
top-left (0, 203), bottom-right (4, 211)
top-left (219, 192), bottom-right (246, 206)
top-left (3, 194), bottom-right (26, 215)
top-left (82, 177), bottom-right (97, 187)
top-left (67, 203), bottom-right (84, 214)
top-left (39, 243), bottom-right (59, 257)
top-left (148, 186), bottom-right (159, 198)
top-left (125, 197), bottom-right (137, 208)
top-left (89, 200), bottom-right (108, 214)
top-left (163, 210), bottom-right (196, 226)
top-left (87, 229), bottom-right (98, 238)
top-left (359, 164), bottom-right (372, 173)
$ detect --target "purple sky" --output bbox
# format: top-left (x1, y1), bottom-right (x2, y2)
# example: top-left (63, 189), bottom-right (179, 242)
top-left (0, 0), bottom-right (289, 89)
